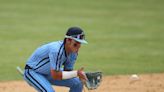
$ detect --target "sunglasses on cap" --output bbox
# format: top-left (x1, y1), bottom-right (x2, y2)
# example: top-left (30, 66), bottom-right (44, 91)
top-left (70, 34), bottom-right (85, 40)
top-left (65, 32), bottom-right (88, 44)
top-left (65, 33), bottom-right (85, 40)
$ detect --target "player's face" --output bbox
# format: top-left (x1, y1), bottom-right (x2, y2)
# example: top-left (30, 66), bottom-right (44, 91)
top-left (70, 40), bottom-right (81, 53)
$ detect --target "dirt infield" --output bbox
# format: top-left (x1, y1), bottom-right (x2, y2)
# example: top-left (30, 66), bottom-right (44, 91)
top-left (0, 73), bottom-right (164, 92)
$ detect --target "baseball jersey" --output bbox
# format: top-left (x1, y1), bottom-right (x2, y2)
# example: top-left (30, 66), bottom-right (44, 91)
top-left (26, 40), bottom-right (78, 75)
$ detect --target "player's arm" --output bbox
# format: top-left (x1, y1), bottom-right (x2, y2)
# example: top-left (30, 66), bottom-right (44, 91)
top-left (49, 50), bottom-right (86, 80)
top-left (50, 68), bottom-right (87, 80)
top-left (51, 69), bottom-right (77, 80)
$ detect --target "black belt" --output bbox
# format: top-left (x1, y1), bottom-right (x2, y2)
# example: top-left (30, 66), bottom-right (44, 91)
top-left (25, 65), bottom-right (32, 69)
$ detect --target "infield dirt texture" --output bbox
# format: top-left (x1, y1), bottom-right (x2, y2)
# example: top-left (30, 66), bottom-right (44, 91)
top-left (0, 74), bottom-right (164, 92)
top-left (0, 0), bottom-right (164, 92)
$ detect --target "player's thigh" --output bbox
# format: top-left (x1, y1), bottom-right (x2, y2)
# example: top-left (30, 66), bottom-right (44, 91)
top-left (50, 77), bottom-right (82, 87)
top-left (24, 69), bottom-right (54, 92)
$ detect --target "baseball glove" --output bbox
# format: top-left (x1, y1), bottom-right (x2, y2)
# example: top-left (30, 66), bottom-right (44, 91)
top-left (84, 72), bottom-right (102, 90)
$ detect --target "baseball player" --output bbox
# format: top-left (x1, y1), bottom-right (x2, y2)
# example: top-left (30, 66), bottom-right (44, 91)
top-left (24, 27), bottom-right (88, 92)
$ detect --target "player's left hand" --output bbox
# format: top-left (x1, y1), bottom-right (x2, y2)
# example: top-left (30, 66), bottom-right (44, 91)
top-left (77, 67), bottom-right (87, 82)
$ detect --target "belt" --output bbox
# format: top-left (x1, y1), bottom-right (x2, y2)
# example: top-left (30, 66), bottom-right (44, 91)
top-left (25, 65), bottom-right (32, 69)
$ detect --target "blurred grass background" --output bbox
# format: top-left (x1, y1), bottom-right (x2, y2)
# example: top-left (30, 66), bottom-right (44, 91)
top-left (0, 0), bottom-right (164, 81)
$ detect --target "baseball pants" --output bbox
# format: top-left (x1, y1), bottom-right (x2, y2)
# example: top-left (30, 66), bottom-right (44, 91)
top-left (24, 69), bottom-right (83, 92)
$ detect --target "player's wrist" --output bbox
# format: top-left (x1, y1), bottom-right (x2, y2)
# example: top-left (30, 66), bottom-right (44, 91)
top-left (77, 70), bottom-right (87, 81)
top-left (62, 71), bottom-right (78, 79)
top-left (77, 70), bottom-right (84, 77)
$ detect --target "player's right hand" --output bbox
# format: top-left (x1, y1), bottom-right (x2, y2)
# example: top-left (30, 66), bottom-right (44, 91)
top-left (77, 67), bottom-right (87, 82)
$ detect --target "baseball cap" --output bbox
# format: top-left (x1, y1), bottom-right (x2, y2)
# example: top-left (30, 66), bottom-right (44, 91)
top-left (65, 27), bottom-right (88, 44)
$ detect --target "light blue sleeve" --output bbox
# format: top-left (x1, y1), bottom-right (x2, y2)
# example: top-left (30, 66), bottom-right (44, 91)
top-left (48, 41), bottom-right (64, 71)
top-left (64, 53), bottom-right (78, 71)
top-left (49, 51), bottom-right (58, 71)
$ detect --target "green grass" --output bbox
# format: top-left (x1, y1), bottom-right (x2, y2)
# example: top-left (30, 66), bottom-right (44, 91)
top-left (0, 0), bottom-right (164, 81)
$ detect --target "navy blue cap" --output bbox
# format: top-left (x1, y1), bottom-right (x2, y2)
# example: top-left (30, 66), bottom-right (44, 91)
top-left (65, 27), bottom-right (88, 44)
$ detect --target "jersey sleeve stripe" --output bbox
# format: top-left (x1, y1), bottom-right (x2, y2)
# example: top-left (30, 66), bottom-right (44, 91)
top-left (35, 57), bottom-right (49, 66)
top-left (34, 60), bottom-right (50, 70)
top-left (58, 51), bottom-right (65, 69)
top-left (55, 43), bottom-right (64, 71)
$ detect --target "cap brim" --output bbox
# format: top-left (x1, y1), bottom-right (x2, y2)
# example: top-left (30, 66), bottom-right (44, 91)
top-left (65, 35), bottom-right (88, 44)
top-left (73, 38), bottom-right (88, 44)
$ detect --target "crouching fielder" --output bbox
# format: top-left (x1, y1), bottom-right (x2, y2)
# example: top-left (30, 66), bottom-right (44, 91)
top-left (24, 27), bottom-right (88, 92)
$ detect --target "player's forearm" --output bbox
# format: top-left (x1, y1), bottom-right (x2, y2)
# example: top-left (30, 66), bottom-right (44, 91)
top-left (51, 70), bottom-right (62, 80)
top-left (51, 68), bottom-right (87, 80)
top-left (51, 69), bottom-right (78, 80)
top-left (62, 71), bottom-right (77, 79)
